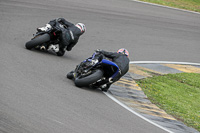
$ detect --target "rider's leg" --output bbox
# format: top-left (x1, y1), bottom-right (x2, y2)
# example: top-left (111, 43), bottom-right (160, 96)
top-left (37, 19), bottom-right (56, 32)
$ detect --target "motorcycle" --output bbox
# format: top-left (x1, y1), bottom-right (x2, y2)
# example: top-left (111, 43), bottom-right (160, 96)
top-left (25, 20), bottom-right (66, 56)
top-left (67, 51), bottom-right (119, 89)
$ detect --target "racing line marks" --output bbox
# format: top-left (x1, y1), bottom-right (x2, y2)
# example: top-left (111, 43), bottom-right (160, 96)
top-left (106, 62), bottom-right (200, 133)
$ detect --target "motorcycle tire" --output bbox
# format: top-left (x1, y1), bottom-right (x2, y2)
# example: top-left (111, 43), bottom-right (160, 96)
top-left (74, 69), bottom-right (103, 87)
top-left (25, 33), bottom-right (50, 50)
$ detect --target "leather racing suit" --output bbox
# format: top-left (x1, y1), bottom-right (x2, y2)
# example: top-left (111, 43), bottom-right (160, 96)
top-left (98, 50), bottom-right (130, 89)
top-left (48, 18), bottom-right (83, 55)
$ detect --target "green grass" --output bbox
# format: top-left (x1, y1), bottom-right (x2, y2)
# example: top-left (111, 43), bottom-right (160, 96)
top-left (136, 73), bottom-right (200, 131)
top-left (139, 0), bottom-right (200, 12)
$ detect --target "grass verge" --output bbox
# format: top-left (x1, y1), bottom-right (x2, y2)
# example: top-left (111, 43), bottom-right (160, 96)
top-left (136, 73), bottom-right (200, 131)
top-left (139, 0), bottom-right (200, 13)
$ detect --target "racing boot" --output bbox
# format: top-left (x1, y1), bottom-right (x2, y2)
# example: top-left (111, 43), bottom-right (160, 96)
top-left (48, 44), bottom-right (59, 52)
top-left (101, 84), bottom-right (110, 92)
top-left (56, 48), bottom-right (65, 56)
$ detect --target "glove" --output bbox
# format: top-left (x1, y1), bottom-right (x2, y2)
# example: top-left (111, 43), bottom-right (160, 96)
top-left (95, 49), bottom-right (101, 52)
top-left (56, 18), bottom-right (62, 23)
top-left (91, 59), bottom-right (98, 65)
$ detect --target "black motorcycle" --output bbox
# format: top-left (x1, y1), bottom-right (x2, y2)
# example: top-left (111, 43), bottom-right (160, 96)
top-left (25, 20), bottom-right (66, 56)
top-left (67, 52), bottom-right (119, 89)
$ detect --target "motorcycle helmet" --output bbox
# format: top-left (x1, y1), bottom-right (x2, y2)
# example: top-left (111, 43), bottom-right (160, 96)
top-left (117, 48), bottom-right (129, 57)
top-left (75, 23), bottom-right (86, 33)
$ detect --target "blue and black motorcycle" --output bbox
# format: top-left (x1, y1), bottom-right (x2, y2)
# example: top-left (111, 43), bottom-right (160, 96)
top-left (67, 51), bottom-right (119, 89)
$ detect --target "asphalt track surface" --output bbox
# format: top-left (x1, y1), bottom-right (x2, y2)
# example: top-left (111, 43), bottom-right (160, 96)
top-left (0, 0), bottom-right (200, 133)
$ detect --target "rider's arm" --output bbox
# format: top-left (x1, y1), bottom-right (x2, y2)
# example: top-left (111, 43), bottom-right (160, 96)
top-left (99, 50), bottom-right (118, 59)
top-left (57, 18), bottom-right (74, 27)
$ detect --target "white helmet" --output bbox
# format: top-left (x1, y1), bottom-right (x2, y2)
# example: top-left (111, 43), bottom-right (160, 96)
top-left (75, 23), bottom-right (86, 33)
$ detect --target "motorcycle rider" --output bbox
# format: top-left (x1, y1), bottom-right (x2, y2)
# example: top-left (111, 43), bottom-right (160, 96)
top-left (37, 18), bottom-right (86, 56)
top-left (67, 48), bottom-right (130, 92)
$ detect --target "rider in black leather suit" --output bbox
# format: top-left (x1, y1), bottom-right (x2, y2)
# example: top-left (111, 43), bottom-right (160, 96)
top-left (96, 48), bottom-right (130, 91)
top-left (37, 18), bottom-right (86, 56)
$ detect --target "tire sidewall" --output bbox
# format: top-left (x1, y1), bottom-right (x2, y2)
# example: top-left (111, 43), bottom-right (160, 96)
top-left (25, 33), bottom-right (50, 50)
top-left (74, 69), bottom-right (103, 87)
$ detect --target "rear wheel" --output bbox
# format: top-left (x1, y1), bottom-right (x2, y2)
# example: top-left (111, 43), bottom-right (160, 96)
top-left (74, 69), bottom-right (103, 87)
top-left (25, 33), bottom-right (50, 50)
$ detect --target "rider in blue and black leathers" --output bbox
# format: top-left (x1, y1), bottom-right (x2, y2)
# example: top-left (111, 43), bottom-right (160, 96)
top-left (67, 48), bottom-right (129, 92)
top-left (96, 48), bottom-right (130, 92)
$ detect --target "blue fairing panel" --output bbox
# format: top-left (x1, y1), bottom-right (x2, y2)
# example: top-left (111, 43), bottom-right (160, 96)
top-left (101, 59), bottom-right (119, 78)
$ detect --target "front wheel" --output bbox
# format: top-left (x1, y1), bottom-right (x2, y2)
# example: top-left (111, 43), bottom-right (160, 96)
top-left (25, 33), bottom-right (50, 50)
top-left (74, 69), bottom-right (103, 87)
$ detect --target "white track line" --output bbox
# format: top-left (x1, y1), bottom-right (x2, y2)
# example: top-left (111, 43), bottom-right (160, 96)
top-left (104, 92), bottom-right (174, 133)
top-left (130, 61), bottom-right (200, 66)
top-left (131, 0), bottom-right (200, 15)
top-left (104, 61), bottom-right (200, 133)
